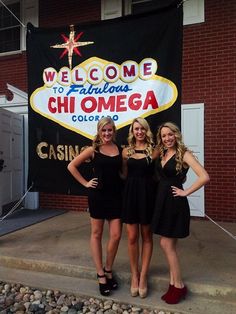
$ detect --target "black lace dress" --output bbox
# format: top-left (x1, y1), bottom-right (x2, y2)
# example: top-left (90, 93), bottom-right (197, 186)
top-left (122, 150), bottom-right (157, 224)
top-left (88, 146), bottom-right (123, 220)
top-left (151, 155), bottom-right (190, 238)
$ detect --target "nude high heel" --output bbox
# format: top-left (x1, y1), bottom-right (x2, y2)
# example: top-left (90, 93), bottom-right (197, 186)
top-left (130, 273), bottom-right (139, 297)
top-left (130, 286), bottom-right (139, 297)
top-left (139, 275), bottom-right (148, 298)
top-left (139, 287), bottom-right (147, 298)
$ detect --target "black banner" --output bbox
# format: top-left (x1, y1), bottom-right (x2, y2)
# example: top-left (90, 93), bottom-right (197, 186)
top-left (27, 3), bottom-right (183, 194)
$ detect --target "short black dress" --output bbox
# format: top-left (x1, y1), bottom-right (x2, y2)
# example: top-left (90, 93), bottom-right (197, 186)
top-left (151, 155), bottom-right (190, 238)
top-left (122, 151), bottom-right (157, 224)
top-left (88, 146), bottom-right (123, 220)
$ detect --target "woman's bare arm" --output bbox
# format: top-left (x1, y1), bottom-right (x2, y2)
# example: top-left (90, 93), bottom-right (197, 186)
top-left (67, 146), bottom-right (98, 188)
top-left (171, 151), bottom-right (210, 197)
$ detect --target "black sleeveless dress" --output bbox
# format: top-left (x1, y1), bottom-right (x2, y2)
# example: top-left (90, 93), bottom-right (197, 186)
top-left (151, 155), bottom-right (190, 238)
top-left (88, 146), bottom-right (123, 220)
top-left (122, 151), bottom-right (157, 224)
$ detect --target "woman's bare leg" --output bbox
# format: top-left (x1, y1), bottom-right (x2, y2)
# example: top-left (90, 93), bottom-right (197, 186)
top-left (105, 218), bottom-right (122, 273)
top-left (160, 236), bottom-right (184, 288)
top-left (90, 218), bottom-right (105, 283)
top-left (139, 224), bottom-right (153, 289)
top-left (126, 224), bottom-right (140, 288)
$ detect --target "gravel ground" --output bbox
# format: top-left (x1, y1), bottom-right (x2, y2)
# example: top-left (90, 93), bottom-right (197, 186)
top-left (0, 281), bottom-right (181, 314)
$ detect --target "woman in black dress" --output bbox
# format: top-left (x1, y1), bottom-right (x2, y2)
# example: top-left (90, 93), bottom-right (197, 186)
top-left (151, 122), bottom-right (210, 304)
top-left (67, 117), bottom-right (123, 296)
top-left (122, 117), bottom-right (158, 298)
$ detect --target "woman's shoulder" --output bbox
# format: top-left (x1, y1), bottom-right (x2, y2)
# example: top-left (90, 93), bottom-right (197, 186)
top-left (182, 150), bottom-right (198, 168)
top-left (122, 145), bottom-right (128, 152)
top-left (183, 149), bottom-right (194, 160)
top-left (82, 146), bottom-right (95, 156)
top-left (122, 145), bottom-right (130, 158)
top-left (70, 145), bottom-right (94, 165)
top-left (78, 145), bottom-right (94, 155)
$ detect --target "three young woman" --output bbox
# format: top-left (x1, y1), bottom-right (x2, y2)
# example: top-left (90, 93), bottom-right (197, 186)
top-left (68, 117), bottom-right (209, 303)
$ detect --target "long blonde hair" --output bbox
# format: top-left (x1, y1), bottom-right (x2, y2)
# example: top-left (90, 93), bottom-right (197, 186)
top-left (156, 122), bottom-right (188, 172)
top-left (127, 117), bottom-right (154, 157)
top-left (92, 117), bottom-right (116, 150)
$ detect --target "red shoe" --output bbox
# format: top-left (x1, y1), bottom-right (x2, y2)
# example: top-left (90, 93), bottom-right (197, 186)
top-left (165, 285), bottom-right (187, 304)
top-left (161, 284), bottom-right (174, 301)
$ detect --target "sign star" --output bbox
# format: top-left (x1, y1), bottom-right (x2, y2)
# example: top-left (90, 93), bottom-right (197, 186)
top-left (51, 26), bottom-right (94, 69)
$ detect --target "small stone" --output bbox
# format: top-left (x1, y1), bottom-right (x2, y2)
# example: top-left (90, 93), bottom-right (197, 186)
top-left (60, 305), bottom-right (69, 312)
top-left (57, 295), bottom-right (66, 306)
top-left (112, 303), bottom-right (119, 311)
top-left (30, 294), bottom-right (35, 301)
top-left (0, 296), bottom-right (5, 305)
top-left (3, 284), bottom-right (10, 292)
top-left (46, 290), bottom-right (53, 297)
top-left (45, 304), bottom-right (53, 311)
top-left (104, 300), bottom-right (113, 307)
top-left (72, 302), bottom-right (83, 311)
top-left (19, 287), bottom-right (26, 294)
top-left (34, 290), bottom-right (43, 300)
top-left (29, 303), bottom-right (40, 312)
top-left (54, 290), bottom-right (61, 298)
top-left (24, 301), bottom-right (31, 311)
top-left (5, 296), bottom-right (14, 307)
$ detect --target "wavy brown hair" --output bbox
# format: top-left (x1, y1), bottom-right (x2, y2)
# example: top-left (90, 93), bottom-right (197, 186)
top-left (156, 122), bottom-right (188, 172)
top-left (92, 117), bottom-right (116, 150)
top-left (127, 117), bottom-right (154, 157)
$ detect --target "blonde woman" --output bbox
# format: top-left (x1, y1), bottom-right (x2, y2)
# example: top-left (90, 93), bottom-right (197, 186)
top-left (151, 122), bottom-right (210, 304)
top-left (122, 117), bottom-right (159, 298)
top-left (67, 117), bottom-right (123, 296)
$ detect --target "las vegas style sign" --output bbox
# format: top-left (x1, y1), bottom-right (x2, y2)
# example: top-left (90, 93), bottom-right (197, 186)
top-left (30, 56), bottom-right (177, 139)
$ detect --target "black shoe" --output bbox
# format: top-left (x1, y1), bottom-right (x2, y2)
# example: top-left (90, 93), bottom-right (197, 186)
top-left (104, 268), bottom-right (118, 290)
top-left (97, 273), bottom-right (110, 296)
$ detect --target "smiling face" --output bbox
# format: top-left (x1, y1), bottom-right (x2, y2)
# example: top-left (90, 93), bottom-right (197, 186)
top-left (132, 121), bottom-right (146, 142)
top-left (160, 126), bottom-right (176, 149)
top-left (99, 123), bottom-right (114, 144)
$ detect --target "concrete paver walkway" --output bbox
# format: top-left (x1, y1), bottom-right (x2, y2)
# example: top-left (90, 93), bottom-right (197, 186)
top-left (0, 211), bottom-right (236, 314)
